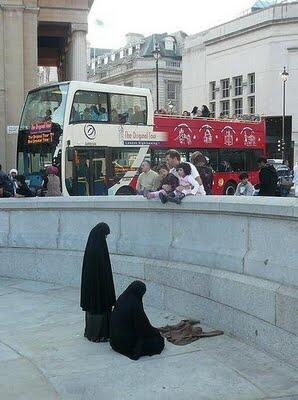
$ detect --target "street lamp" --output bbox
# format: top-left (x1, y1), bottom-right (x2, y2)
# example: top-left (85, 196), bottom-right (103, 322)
top-left (152, 44), bottom-right (161, 111)
top-left (281, 66), bottom-right (289, 160)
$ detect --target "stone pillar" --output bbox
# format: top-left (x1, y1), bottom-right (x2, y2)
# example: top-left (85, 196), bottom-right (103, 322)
top-left (0, 6), bottom-right (6, 167)
top-left (23, 7), bottom-right (38, 95)
top-left (69, 23), bottom-right (88, 81)
top-left (3, 5), bottom-right (25, 170)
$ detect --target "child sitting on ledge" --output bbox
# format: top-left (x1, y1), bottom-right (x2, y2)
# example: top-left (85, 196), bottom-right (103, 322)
top-left (146, 164), bottom-right (179, 200)
top-left (159, 162), bottom-right (205, 204)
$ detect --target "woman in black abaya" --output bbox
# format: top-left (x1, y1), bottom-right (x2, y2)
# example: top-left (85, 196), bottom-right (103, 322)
top-left (80, 222), bottom-right (116, 342)
top-left (110, 281), bottom-right (164, 360)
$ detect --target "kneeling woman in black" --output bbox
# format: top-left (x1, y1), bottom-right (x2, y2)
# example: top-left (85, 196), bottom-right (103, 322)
top-left (80, 222), bottom-right (116, 342)
top-left (110, 281), bottom-right (165, 360)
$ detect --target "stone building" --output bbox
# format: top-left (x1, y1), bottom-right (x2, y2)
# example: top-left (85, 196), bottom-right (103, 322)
top-left (88, 32), bottom-right (187, 114)
top-left (182, 0), bottom-right (298, 162)
top-left (0, 0), bottom-right (93, 170)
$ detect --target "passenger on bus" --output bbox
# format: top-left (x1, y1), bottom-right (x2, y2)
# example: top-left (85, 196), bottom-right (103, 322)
top-left (191, 106), bottom-right (201, 118)
top-left (98, 107), bottom-right (108, 121)
top-left (201, 105), bottom-right (210, 118)
top-left (44, 109), bottom-right (52, 122)
top-left (136, 161), bottom-right (159, 195)
top-left (80, 223), bottom-right (116, 343)
top-left (110, 281), bottom-right (164, 360)
top-left (90, 105), bottom-right (100, 121)
top-left (146, 164), bottom-right (179, 200)
top-left (83, 107), bottom-right (92, 121)
top-left (111, 109), bottom-right (119, 123)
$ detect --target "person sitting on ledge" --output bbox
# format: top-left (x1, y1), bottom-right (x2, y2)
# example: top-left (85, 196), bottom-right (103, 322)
top-left (110, 281), bottom-right (164, 360)
top-left (146, 164), bottom-right (179, 201)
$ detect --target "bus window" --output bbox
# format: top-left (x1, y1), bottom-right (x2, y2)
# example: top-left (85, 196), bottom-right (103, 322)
top-left (70, 91), bottom-right (109, 123)
top-left (19, 84), bottom-right (69, 130)
top-left (189, 149), bottom-right (218, 171)
top-left (218, 150), bottom-right (246, 172)
top-left (110, 94), bottom-right (147, 125)
top-left (111, 149), bottom-right (139, 179)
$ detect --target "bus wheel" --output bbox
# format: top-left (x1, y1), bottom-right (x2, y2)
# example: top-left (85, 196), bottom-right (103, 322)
top-left (224, 181), bottom-right (236, 196)
top-left (115, 186), bottom-right (136, 196)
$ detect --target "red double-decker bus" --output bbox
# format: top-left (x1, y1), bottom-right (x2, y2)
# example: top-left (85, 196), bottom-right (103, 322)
top-left (152, 115), bottom-right (266, 195)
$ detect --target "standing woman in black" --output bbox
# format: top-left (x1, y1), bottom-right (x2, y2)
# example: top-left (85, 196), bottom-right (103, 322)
top-left (80, 223), bottom-right (116, 342)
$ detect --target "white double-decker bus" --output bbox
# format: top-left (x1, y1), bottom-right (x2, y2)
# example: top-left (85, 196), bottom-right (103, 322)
top-left (17, 81), bottom-right (164, 196)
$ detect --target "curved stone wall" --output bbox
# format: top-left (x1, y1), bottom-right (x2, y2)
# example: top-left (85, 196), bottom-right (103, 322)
top-left (0, 196), bottom-right (297, 367)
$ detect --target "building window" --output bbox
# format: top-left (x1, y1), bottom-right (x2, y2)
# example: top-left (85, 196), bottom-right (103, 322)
top-left (165, 36), bottom-right (175, 51)
top-left (248, 73), bottom-right (255, 94)
top-left (104, 57), bottom-right (108, 64)
top-left (128, 47), bottom-right (133, 56)
top-left (124, 82), bottom-right (133, 87)
top-left (210, 81), bottom-right (216, 101)
top-left (221, 79), bottom-right (230, 98)
top-left (111, 54), bottom-right (115, 62)
top-left (167, 81), bottom-right (177, 100)
top-left (233, 76), bottom-right (242, 96)
top-left (120, 50), bottom-right (124, 59)
top-left (248, 96), bottom-right (255, 114)
top-left (221, 100), bottom-right (230, 116)
top-left (233, 98), bottom-right (243, 116)
top-left (209, 102), bottom-right (215, 118)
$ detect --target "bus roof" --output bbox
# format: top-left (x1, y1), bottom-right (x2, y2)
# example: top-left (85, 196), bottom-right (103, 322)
top-left (28, 81), bottom-right (151, 97)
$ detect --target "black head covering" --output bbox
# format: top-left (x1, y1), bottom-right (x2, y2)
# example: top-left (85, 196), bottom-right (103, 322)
top-left (80, 222), bottom-right (116, 314)
top-left (121, 280), bottom-right (146, 300)
top-left (110, 280), bottom-right (163, 359)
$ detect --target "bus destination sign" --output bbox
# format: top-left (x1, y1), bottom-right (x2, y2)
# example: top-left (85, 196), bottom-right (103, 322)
top-left (27, 132), bottom-right (54, 145)
top-left (30, 121), bottom-right (52, 134)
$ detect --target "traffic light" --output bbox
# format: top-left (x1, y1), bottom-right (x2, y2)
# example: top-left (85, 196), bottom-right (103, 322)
top-left (277, 139), bottom-right (285, 153)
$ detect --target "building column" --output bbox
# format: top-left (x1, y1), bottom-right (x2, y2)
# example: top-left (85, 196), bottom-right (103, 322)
top-left (68, 23), bottom-right (88, 81)
top-left (3, 5), bottom-right (25, 170)
top-left (0, 6), bottom-right (6, 167)
top-left (23, 7), bottom-right (38, 94)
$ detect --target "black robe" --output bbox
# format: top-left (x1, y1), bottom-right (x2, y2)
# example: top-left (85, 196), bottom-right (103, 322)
top-left (80, 222), bottom-right (116, 341)
top-left (110, 281), bottom-right (164, 360)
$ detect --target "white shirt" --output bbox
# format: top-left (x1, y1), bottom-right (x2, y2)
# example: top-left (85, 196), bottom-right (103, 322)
top-left (171, 162), bottom-right (206, 195)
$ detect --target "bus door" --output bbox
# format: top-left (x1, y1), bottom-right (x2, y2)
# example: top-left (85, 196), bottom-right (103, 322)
top-left (72, 147), bottom-right (109, 196)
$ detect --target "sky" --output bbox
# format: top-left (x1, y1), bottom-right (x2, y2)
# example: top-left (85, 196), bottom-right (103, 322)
top-left (88, 0), bottom-right (257, 49)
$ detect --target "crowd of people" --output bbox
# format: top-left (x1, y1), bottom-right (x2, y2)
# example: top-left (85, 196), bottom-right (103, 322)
top-left (136, 150), bottom-right (298, 201)
top-left (0, 164), bottom-right (62, 198)
top-left (1, 154), bottom-right (298, 199)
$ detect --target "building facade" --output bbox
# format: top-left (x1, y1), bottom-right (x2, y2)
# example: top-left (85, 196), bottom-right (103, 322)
top-left (0, 0), bottom-right (93, 170)
top-left (183, 1), bottom-right (298, 162)
top-left (88, 32), bottom-right (187, 114)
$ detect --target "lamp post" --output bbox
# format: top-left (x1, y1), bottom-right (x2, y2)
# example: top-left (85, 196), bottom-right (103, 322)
top-left (281, 66), bottom-right (289, 160)
top-left (152, 44), bottom-right (161, 111)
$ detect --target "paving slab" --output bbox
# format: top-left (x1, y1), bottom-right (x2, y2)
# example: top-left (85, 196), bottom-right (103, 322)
top-left (0, 277), bottom-right (297, 400)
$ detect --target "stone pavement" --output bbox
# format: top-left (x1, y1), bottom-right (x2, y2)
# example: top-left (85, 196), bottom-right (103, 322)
top-left (0, 277), bottom-right (297, 400)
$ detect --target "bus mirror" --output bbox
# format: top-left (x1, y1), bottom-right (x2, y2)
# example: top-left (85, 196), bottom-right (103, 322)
top-left (67, 147), bottom-right (74, 162)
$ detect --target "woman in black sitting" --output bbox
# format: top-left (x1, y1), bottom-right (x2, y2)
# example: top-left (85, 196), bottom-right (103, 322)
top-left (110, 281), bottom-right (164, 360)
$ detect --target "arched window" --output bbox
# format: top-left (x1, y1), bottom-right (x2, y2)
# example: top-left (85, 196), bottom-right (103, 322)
top-left (164, 36), bottom-right (176, 51)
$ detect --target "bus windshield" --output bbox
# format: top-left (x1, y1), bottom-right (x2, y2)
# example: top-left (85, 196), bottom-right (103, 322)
top-left (17, 84), bottom-right (69, 184)
top-left (20, 83), bottom-right (69, 130)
